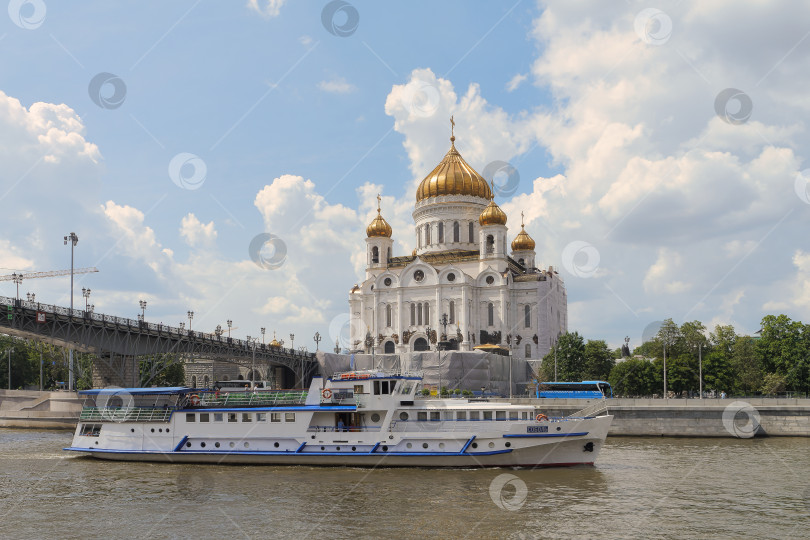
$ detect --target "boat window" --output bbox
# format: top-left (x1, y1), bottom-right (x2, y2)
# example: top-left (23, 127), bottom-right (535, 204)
top-left (256, 413), bottom-right (267, 422)
top-left (228, 413), bottom-right (238, 423)
top-left (381, 381), bottom-right (389, 394)
top-left (199, 413), bottom-right (210, 423)
top-left (483, 411), bottom-right (493, 421)
top-left (373, 381), bottom-right (380, 395)
top-left (285, 413), bottom-right (295, 422)
top-left (271, 413), bottom-right (281, 422)
top-left (509, 411), bottom-right (518, 420)
top-left (521, 412), bottom-right (528, 420)
top-left (80, 423), bottom-right (102, 437)
top-left (354, 385), bottom-right (364, 394)
top-left (242, 413), bottom-right (252, 422)
top-left (214, 413), bottom-right (224, 422)
top-left (443, 411), bottom-right (454, 420)
top-left (456, 411), bottom-right (466, 420)
top-left (417, 411), bottom-right (427, 421)
top-left (429, 411), bottom-right (440, 421)
top-left (469, 411), bottom-right (480, 421)
top-left (186, 413), bottom-right (195, 423)
top-left (371, 413), bottom-right (381, 423)
top-left (496, 411), bottom-right (506, 421)
top-left (399, 383), bottom-right (412, 395)
top-left (399, 412), bottom-right (409, 421)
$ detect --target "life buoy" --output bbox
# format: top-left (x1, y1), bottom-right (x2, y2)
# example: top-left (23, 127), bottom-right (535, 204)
top-left (322, 388), bottom-right (333, 399)
top-left (536, 413), bottom-right (548, 422)
top-left (190, 394), bottom-right (200, 406)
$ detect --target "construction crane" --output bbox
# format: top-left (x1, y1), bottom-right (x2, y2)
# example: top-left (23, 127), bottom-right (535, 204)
top-left (0, 267), bottom-right (99, 300)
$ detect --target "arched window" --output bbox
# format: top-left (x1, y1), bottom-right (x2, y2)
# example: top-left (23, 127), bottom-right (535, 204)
top-left (487, 303), bottom-right (494, 326)
top-left (371, 246), bottom-right (379, 264)
top-left (192, 375), bottom-right (197, 388)
top-left (424, 303), bottom-right (430, 326)
top-left (486, 235), bottom-right (494, 254)
top-left (384, 341), bottom-right (395, 354)
top-left (386, 304), bottom-right (392, 328)
top-left (453, 221), bottom-right (460, 242)
top-left (387, 247), bottom-right (391, 262)
top-left (449, 300), bottom-right (455, 324)
top-left (203, 376), bottom-right (210, 388)
top-left (426, 225), bottom-right (431, 245)
top-left (417, 303), bottom-right (423, 325)
top-left (518, 258), bottom-right (525, 266)
top-left (469, 222), bottom-right (474, 242)
top-left (438, 222), bottom-right (444, 243)
top-left (524, 305), bottom-right (531, 328)
top-left (417, 226), bottom-right (421, 248)
top-left (525, 344), bottom-right (531, 358)
top-left (410, 303), bottom-right (415, 325)
top-left (414, 337), bottom-right (429, 351)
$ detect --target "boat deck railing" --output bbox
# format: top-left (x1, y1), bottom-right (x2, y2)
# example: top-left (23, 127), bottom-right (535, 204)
top-left (192, 390), bottom-right (308, 408)
top-left (79, 406), bottom-right (173, 423)
top-left (567, 399), bottom-right (609, 419)
top-left (388, 419), bottom-right (519, 432)
top-left (306, 425), bottom-right (382, 433)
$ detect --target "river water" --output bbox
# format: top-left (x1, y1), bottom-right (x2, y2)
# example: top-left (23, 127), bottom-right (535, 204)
top-left (0, 430), bottom-right (807, 539)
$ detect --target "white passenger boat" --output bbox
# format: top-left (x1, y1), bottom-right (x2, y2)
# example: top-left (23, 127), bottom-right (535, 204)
top-left (65, 370), bottom-right (612, 468)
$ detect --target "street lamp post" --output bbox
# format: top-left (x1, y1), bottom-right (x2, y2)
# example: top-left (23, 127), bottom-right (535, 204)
top-left (261, 327), bottom-right (266, 345)
top-left (82, 287), bottom-right (91, 311)
top-left (7, 347), bottom-right (12, 390)
top-left (663, 341), bottom-right (668, 399)
top-left (290, 333), bottom-right (295, 351)
top-left (187, 311), bottom-right (194, 330)
top-left (64, 231), bottom-right (78, 391)
top-left (698, 343), bottom-right (703, 400)
top-left (227, 319), bottom-right (232, 338)
top-left (12, 274), bottom-right (23, 301)
top-left (139, 300), bottom-right (147, 320)
top-left (26, 292), bottom-right (35, 303)
top-left (215, 325), bottom-right (222, 338)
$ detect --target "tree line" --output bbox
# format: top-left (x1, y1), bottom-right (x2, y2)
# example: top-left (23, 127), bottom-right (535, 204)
top-left (539, 314), bottom-right (810, 398)
top-left (0, 334), bottom-right (184, 390)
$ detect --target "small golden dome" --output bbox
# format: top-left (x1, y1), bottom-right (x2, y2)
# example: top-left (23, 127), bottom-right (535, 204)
top-left (415, 134), bottom-right (491, 202)
top-left (269, 331), bottom-right (281, 347)
top-left (511, 225), bottom-right (535, 251)
top-left (479, 199), bottom-right (507, 226)
top-left (366, 194), bottom-right (392, 238)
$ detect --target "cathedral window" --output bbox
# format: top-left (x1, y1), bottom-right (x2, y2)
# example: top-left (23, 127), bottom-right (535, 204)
top-left (438, 222), bottom-right (444, 243)
top-left (524, 305), bottom-right (531, 328)
top-left (417, 303), bottom-right (423, 325)
top-left (387, 247), bottom-right (391, 262)
top-left (486, 235), bottom-right (494, 254)
top-left (525, 344), bottom-right (531, 358)
top-left (410, 304), bottom-right (415, 326)
top-left (453, 221), bottom-right (460, 242)
top-left (424, 303), bottom-right (430, 325)
top-left (386, 304), bottom-right (392, 328)
top-left (426, 225), bottom-right (431, 245)
top-left (469, 222), bottom-right (474, 242)
top-left (518, 258), bottom-right (525, 266)
top-left (371, 246), bottom-right (379, 264)
top-left (487, 303), bottom-right (494, 327)
top-left (449, 301), bottom-right (455, 324)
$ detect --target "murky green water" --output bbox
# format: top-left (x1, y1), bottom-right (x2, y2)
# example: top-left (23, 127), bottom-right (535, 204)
top-left (0, 430), bottom-right (807, 539)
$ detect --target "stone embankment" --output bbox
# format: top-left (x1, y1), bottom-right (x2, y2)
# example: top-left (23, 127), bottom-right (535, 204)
top-left (0, 389), bottom-right (81, 429)
top-left (497, 397), bottom-right (810, 437)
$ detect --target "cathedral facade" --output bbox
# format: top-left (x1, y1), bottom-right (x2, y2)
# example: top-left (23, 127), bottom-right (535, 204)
top-left (348, 131), bottom-right (567, 361)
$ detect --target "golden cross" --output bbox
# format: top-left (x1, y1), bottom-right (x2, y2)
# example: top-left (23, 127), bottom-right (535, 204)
top-left (450, 115), bottom-right (455, 137)
top-left (521, 211), bottom-right (524, 227)
top-left (376, 193), bottom-right (381, 212)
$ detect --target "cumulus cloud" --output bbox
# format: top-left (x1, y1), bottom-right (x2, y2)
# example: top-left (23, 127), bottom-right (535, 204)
top-left (506, 73), bottom-right (527, 92)
top-left (180, 213), bottom-right (217, 248)
top-left (246, 0), bottom-right (285, 18)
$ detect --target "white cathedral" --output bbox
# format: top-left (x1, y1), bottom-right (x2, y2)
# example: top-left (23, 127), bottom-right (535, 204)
top-left (348, 128), bottom-right (567, 361)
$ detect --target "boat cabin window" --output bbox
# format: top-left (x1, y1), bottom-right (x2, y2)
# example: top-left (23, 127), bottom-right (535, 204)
top-left (80, 424), bottom-right (101, 437)
top-left (521, 412), bottom-right (528, 420)
top-left (228, 413), bottom-right (238, 423)
top-left (456, 411), bottom-right (466, 420)
top-left (509, 411), bottom-right (519, 420)
top-left (430, 411), bottom-right (440, 421)
top-left (483, 411), bottom-right (493, 421)
top-left (469, 411), bottom-right (480, 421)
top-left (271, 413), bottom-right (281, 422)
top-left (199, 413), bottom-right (210, 422)
top-left (496, 411), bottom-right (506, 421)
top-left (399, 412), bottom-right (409, 421)
top-left (242, 413), bottom-right (252, 422)
top-left (354, 385), bottom-right (365, 394)
top-left (373, 380), bottom-right (393, 395)
top-left (257, 413), bottom-right (267, 422)
top-left (186, 413), bottom-right (195, 422)
top-left (285, 413), bottom-right (295, 422)
top-left (443, 411), bottom-right (454, 420)
top-left (214, 413), bottom-right (224, 422)
top-left (417, 411), bottom-right (427, 421)
top-left (398, 382), bottom-right (413, 395)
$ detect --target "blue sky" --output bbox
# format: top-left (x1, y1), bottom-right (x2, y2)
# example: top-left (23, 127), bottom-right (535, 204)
top-left (2, 1), bottom-right (810, 351)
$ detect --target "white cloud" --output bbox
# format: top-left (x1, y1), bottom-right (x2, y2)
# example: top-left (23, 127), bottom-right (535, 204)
top-left (506, 73), bottom-right (527, 92)
top-left (318, 77), bottom-right (356, 94)
top-left (180, 213), bottom-right (217, 248)
top-left (246, 0), bottom-right (285, 18)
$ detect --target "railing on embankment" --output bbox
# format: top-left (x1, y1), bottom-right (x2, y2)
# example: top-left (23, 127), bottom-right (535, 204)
top-left (493, 397), bottom-right (810, 437)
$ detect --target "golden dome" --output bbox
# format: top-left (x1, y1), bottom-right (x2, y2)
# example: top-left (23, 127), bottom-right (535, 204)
top-left (269, 331), bottom-right (281, 348)
top-left (479, 199), bottom-right (507, 226)
top-left (366, 195), bottom-right (392, 238)
top-left (415, 136), bottom-right (491, 202)
top-left (511, 225), bottom-right (535, 251)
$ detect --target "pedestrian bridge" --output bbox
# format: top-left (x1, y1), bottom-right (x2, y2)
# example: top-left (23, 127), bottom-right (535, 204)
top-left (0, 296), bottom-right (318, 388)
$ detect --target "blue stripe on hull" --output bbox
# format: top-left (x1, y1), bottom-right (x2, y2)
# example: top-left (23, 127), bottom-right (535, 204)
top-left (503, 432), bottom-right (588, 438)
top-left (64, 446), bottom-right (513, 458)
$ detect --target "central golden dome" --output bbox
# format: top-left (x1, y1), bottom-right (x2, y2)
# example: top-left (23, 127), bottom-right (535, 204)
top-left (415, 136), bottom-right (491, 202)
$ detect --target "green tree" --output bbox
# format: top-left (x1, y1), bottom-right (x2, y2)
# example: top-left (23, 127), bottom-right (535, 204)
top-left (540, 332), bottom-right (586, 381)
top-left (583, 340), bottom-right (615, 381)
top-left (757, 314), bottom-right (808, 392)
top-left (732, 336), bottom-right (761, 395)
top-left (702, 350), bottom-right (733, 394)
top-left (608, 358), bottom-right (656, 396)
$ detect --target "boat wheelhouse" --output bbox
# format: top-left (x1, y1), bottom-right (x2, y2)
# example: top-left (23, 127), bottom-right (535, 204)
top-left (65, 370), bottom-right (612, 468)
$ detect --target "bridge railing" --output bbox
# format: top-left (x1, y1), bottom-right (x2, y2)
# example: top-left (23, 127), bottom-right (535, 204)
top-left (1, 295), bottom-right (315, 359)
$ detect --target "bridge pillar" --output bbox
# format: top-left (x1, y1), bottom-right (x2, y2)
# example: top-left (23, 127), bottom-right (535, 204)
top-left (91, 353), bottom-right (139, 388)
